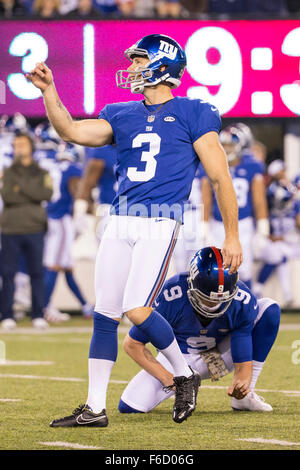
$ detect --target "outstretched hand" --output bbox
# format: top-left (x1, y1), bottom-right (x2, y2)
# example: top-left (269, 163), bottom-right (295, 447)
top-left (221, 237), bottom-right (243, 274)
top-left (26, 62), bottom-right (53, 92)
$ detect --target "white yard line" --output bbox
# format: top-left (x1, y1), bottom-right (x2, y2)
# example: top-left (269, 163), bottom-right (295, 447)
top-left (200, 385), bottom-right (300, 395)
top-left (237, 438), bottom-right (300, 447)
top-left (0, 360), bottom-right (54, 366)
top-left (0, 398), bottom-right (22, 402)
top-left (0, 326), bottom-right (129, 335)
top-left (39, 441), bottom-right (102, 450)
top-left (0, 373), bottom-right (84, 382)
top-left (1, 373), bottom-right (300, 395)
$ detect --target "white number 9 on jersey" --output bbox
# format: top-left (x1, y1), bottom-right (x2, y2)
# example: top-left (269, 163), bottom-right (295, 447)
top-left (127, 133), bottom-right (161, 182)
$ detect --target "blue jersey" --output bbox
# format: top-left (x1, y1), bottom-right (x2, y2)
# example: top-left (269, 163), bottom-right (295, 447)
top-left (129, 274), bottom-right (258, 363)
top-left (242, 151), bottom-right (266, 175)
top-left (99, 97), bottom-right (221, 223)
top-left (84, 145), bottom-right (117, 205)
top-left (212, 156), bottom-right (264, 221)
top-left (47, 161), bottom-right (82, 219)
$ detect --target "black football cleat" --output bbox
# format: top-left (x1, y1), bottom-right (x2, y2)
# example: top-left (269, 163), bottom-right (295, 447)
top-left (50, 404), bottom-right (108, 427)
top-left (172, 368), bottom-right (201, 424)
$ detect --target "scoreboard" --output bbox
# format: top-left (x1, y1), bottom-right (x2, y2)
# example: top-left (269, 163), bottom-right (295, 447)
top-left (0, 20), bottom-right (300, 117)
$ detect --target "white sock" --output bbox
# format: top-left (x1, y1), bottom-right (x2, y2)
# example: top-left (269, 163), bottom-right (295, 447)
top-left (160, 339), bottom-right (192, 378)
top-left (250, 360), bottom-right (264, 390)
top-left (86, 358), bottom-right (115, 413)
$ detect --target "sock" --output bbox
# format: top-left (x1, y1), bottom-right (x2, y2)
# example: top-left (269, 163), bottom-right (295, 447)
top-left (257, 263), bottom-right (276, 284)
top-left (64, 271), bottom-right (86, 306)
top-left (86, 312), bottom-right (119, 413)
top-left (44, 268), bottom-right (58, 307)
top-left (249, 360), bottom-right (264, 390)
top-left (137, 310), bottom-right (192, 378)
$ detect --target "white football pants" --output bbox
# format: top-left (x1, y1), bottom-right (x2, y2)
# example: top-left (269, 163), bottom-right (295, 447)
top-left (94, 215), bottom-right (181, 319)
top-left (43, 214), bottom-right (75, 269)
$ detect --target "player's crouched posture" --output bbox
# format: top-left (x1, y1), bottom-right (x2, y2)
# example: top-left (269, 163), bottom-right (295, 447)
top-left (27, 33), bottom-right (242, 427)
top-left (119, 246), bottom-right (281, 414)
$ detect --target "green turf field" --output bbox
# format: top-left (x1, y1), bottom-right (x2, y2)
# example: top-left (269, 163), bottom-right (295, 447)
top-left (0, 313), bottom-right (300, 451)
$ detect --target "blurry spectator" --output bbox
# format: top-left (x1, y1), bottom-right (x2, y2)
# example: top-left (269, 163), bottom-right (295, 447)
top-left (208, 0), bottom-right (247, 14)
top-left (66, 0), bottom-right (101, 16)
top-left (134, 0), bottom-right (154, 17)
top-left (117, 0), bottom-right (136, 16)
top-left (180, 0), bottom-right (207, 16)
top-left (208, 0), bottom-right (288, 15)
top-left (0, 133), bottom-right (53, 330)
top-left (286, 0), bottom-right (300, 13)
top-left (246, 0), bottom-right (288, 15)
top-left (33, 0), bottom-right (61, 17)
top-left (155, 0), bottom-right (181, 17)
top-left (59, 0), bottom-right (77, 14)
top-left (93, 0), bottom-right (120, 16)
top-left (0, 0), bottom-right (26, 17)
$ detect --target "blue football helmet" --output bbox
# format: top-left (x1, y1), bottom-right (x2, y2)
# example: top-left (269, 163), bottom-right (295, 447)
top-left (0, 113), bottom-right (29, 136)
top-left (116, 34), bottom-right (186, 94)
top-left (219, 123), bottom-right (253, 162)
top-left (187, 247), bottom-right (239, 319)
top-left (34, 121), bottom-right (61, 150)
top-left (267, 180), bottom-right (296, 211)
top-left (56, 142), bottom-right (82, 163)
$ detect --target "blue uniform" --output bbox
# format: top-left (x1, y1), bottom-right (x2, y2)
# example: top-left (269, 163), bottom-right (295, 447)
top-left (84, 145), bottom-right (117, 205)
top-left (99, 97), bottom-right (221, 222)
top-left (212, 156), bottom-right (264, 221)
top-left (267, 182), bottom-right (300, 237)
top-left (129, 273), bottom-right (258, 364)
top-left (47, 161), bottom-right (82, 219)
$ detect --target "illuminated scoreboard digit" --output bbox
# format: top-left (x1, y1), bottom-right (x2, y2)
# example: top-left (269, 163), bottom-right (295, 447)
top-left (0, 20), bottom-right (300, 117)
top-left (184, 22), bottom-right (300, 117)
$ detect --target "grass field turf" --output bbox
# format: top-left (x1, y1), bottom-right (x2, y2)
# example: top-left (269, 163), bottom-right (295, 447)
top-left (0, 313), bottom-right (300, 451)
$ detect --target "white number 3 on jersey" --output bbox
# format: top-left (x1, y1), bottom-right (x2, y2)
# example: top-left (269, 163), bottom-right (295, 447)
top-left (127, 133), bottom-right (161, 182)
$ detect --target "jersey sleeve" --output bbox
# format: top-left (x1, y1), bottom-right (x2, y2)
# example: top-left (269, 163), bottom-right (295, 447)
top-left (188, 100), bottom-right (222, 143)
top-left (98, 105), bottom-right (111, 123)
top-left (69, 164), bottom-right (82, 178)
top-left (294, 199), bottom-right (300, 216)
top-left (230, 285), bottom-right (257, 363)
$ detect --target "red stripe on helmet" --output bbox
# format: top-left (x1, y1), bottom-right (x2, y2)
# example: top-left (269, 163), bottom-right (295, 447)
top-left (211, 246), bottom-right (224, 289)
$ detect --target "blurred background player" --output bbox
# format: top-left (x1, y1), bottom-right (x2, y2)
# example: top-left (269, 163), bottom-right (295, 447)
top-left (201, 123), bottom-right (269, 289)
top-left (42, 141), bottom-right (94, 322)
top-left (253, 159), bottom-right (300, 307)
top-left (73, 143), bottom-right (117, 243)
top-left (172, 165), bottom-right (206, 273)
top-left (119, 247), bottom-right (281, 414)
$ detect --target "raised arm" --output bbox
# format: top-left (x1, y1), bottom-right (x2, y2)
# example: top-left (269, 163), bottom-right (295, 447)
top-left (26, 62), bottom-right (113, 147)
top-left (194, 131), bottom-right (242, 273)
